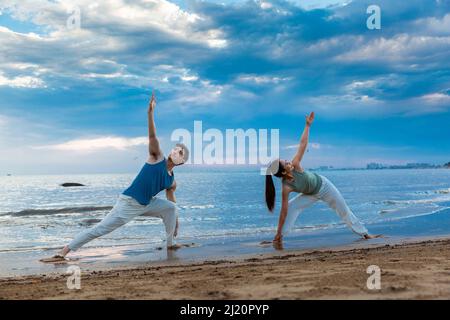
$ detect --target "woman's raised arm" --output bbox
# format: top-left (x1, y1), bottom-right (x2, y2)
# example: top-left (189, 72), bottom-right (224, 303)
top-left (291, 112), bottom-right (314, 167)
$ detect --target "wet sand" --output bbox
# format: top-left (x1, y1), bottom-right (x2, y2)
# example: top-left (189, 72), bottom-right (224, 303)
top-left (1, 238), bottom-right (449, 300)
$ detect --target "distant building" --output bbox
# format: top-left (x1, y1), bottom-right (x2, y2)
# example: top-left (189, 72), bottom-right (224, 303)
top-left (366, 163), bottom-right (384, 170)
top-left (405, 163), bottom-right (434, 169)
top-left (366, 162), bottom-right (440, 170)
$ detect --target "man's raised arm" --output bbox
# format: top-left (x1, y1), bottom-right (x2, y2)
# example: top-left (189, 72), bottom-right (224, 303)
top-left (147, 92), bottom-right (162, 160)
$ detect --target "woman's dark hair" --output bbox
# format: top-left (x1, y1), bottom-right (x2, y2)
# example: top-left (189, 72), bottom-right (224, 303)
top-left (265, 160), bottom-right (284, 212)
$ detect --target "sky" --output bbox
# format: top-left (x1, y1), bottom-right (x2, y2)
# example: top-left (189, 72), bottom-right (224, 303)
top-left (0, 0), bottom-right (449, 174)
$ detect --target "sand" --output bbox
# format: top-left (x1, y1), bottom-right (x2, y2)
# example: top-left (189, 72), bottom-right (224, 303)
top-left (1, 238), bottom-right (449, 300)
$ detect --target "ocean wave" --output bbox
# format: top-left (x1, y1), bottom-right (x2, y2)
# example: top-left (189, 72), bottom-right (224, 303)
top-left (371, 199), bottom-right (419, 205)
top-left (0, 206), bottom-right (113, 217)
top-left (378, 208), bottom-right (398, 215)
top-left (379, 207), bottom-right (449, 222)
top-left (415, 188), bottom-right (450, 195)
top-left (189, 223), bottom-right (343, 240)
top-left (179, 204), bottom-right (215, 210)
top-left (375, 196), bottom-right (449, 206)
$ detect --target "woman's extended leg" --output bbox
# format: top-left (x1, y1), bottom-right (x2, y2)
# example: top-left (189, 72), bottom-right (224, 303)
top-left (282, 193), bottom-right (319, 236)
top-left (318, 176), bottom-right (368, 236)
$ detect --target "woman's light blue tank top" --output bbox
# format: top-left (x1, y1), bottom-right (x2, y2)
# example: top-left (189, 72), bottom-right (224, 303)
top-left (122, 158), bottom-right (174, 205)
top-left (282, 170), bottom-right (322, 195)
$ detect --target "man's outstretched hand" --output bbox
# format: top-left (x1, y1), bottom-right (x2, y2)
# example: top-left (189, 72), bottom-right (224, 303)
top-left (305, 111), bottom-right (315, 127)
top-left (148, 91), bottom-right (156, 113)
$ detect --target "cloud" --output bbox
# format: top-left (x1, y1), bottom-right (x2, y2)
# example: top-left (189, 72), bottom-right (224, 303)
top-left (0, 113), bottom-right (52, 147)
top-left (285, 142), bottom-right (323, 150)
top-left (335, 34), bottom-right (450, 68)
top-left (236, 74), bottom-right (293, 84)
top-left (0, 0), bottom-right (227, 91)
top-left (422, 92), bottom-right (450, 102)
top-left (0, 0), bottom-right (227, 46)
top-left (34, 136), bottom-right (148, 152)
top-left (414, 12), bottom-right (450, 36)
top-left (0, 71), bottom-right (46, 88)
top-left (1, 0), bottom-right (450, 118)
top-left (1, 0), bottom-right (450, 173)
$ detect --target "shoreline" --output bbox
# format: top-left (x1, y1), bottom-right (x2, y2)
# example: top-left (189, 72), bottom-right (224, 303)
top-left (1, 236), bottom-right (450, 299)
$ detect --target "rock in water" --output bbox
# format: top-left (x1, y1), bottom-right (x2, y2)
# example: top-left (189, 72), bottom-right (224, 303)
top-left (61, 182), bottom-right (86, 187)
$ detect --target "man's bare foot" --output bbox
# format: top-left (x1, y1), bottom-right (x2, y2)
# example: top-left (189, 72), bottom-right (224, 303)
top-left (40, 245), bottom-right (70, 263)
top-left (56, 245), bottom-right (70, 257)
top-left (39, 254), bottom-right (68, 263)
top-left (363, 234), bottom-right (383, 240)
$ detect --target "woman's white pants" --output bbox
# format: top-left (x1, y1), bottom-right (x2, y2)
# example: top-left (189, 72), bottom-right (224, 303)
top-left (282, 176), bottom-right (368, 236)
top-left (68, 194), bottom-right (177, 251)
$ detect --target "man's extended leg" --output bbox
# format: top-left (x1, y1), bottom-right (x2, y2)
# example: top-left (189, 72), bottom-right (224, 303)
top-left (141, 197), bottom-right (177, 247)
top-left (68, 195), bottom-right (146, 251)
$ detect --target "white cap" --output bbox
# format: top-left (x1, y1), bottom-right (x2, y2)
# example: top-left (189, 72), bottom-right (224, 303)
top-left (267, 159), bottom-right (280, 176)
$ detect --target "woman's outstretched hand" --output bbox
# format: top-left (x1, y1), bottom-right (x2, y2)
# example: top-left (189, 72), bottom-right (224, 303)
top-left (148, 91), bottom-right (156, 113)
top-left (305, 112), bottom-right (315, 127)
top-left (273, 233), bottom-right (284, 250)
top-left (273, 233), bottom-right (282, 242)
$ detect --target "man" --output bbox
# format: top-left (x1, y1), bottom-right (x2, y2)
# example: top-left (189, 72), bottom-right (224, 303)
top-left (43, 92), bottom-right (189, 262)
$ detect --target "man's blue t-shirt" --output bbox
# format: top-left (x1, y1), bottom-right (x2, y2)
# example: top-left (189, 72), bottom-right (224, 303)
top-left (122, 158), bottom-right (174, 205)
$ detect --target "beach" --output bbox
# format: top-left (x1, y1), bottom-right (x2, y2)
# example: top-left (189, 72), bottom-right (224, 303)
top-left (1, 237), bottom-right (449, 300)
top-left (2, 0), bottom-right (450, 304)
top-left (1, 169), bottom-right (450, 299)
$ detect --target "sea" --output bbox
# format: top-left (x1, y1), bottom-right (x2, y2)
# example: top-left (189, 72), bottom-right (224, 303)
top-left (1, 167), bottom-right (450, 276)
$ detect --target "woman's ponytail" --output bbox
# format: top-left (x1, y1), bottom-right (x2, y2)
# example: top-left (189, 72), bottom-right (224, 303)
top-left (265, 174), bottom-right (276, 212)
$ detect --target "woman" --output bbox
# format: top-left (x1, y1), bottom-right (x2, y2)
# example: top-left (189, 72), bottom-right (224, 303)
top-left (265, 112), bottom-right (378, 246)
